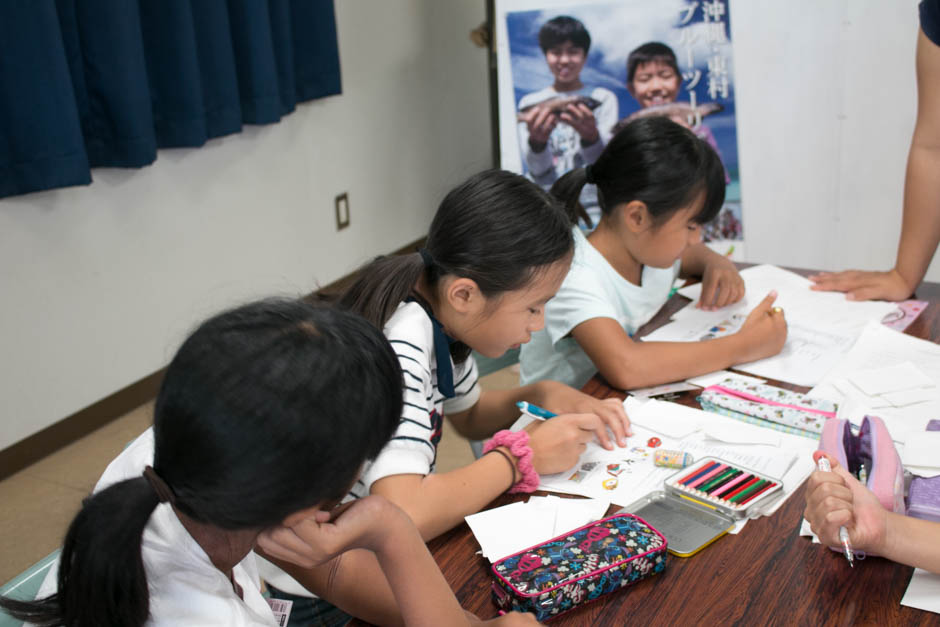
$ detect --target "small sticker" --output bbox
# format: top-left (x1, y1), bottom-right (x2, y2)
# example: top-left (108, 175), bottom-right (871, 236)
top-left (267, 598), bottom-right (293, 627)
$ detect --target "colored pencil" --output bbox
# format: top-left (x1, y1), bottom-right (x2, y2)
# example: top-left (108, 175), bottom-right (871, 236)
top-left (704, 469), bottom-right (743, 494)
top-left (711, 472), bottom-right (751, 498)
top-left (722, 476), bottom-right (759, 501)
top-left (737, 481), bottom-right (776, 505)
top-left (688, 464), bottom-right (728, 489)
top-left (731, 479), bottom-right (769, 503)
top-left (678, 461), bottom-right (720, 485)
top-left (700, 468), bottom-right (738, 493)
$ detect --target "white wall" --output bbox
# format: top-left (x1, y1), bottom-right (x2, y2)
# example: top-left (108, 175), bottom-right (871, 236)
top-left (732, 0), bottom-right (928, 276)
top-left (1, 0), bottom-right (932, 450)
top-left (0, 1), bottom-right (491, 450)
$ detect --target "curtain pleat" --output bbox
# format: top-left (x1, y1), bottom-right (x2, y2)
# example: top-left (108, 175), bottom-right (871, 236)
top-left (0, 0), bottom-right (341, 199)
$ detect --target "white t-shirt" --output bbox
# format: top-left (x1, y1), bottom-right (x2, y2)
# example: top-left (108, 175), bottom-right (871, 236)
top-left (520, 227), bottom-right (680, 389)
top-left (36, 429), bottom-right (278, 627)
top-left (259, 300), bottom-right (481, 597)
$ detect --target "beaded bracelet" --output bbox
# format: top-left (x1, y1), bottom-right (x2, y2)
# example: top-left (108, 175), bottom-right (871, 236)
top-left (483, 429), bottom-right (539, 494)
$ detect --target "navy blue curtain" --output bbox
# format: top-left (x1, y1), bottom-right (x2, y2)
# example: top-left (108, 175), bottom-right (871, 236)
top-left (0, 0), bottom-right (341, 199)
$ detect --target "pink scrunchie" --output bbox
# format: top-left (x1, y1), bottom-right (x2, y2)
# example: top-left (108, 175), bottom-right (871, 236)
top-left (483, 429), bottom-right (539, 494)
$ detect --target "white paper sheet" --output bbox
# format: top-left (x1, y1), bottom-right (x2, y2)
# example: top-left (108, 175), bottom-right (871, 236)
top-left (848, 362), bottom-right (935, 396)
top-left (902, 434), bottom-right (940, 469)
top-left (644, 265), bottom-right (896, 386)
top-left (534, 398), bottom-right (815, 513)
top-left (809, 322), bottom-right (940, 448)
top-left (901, 569), bottom-right (940, 615)
top-left (464, 496), bottom-right (609, 561)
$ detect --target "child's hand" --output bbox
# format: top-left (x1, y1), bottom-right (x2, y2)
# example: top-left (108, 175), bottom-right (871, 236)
top-left (522, 107), bottom-right (558, 151)
top-left (256, 496), bottom-right (406, 568)
top-left (804, 452), bottom-right (889, 555)
top-left (559, 103), bottom-right (599, 145)
top-left (698, 256), bottom-right (745, 310)
top-left (809, 268), bottom-right (912, 302)
top-left (734, 291), bottom-right (787, 362)
top-left (525, 413), bottom-right (611, 472)
top-left (538, 380), bottom-right (632, 446)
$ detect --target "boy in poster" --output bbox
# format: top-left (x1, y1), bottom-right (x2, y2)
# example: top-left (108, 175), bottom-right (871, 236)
top-left (516, 15), bottom-right (617, 222)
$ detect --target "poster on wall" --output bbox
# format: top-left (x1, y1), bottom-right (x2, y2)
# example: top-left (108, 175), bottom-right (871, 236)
top-left (494, 0), bottom-right (743, 257)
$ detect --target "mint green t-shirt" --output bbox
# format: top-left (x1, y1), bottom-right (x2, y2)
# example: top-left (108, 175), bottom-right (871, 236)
top-left (520, 227), bottom-right (680, 389)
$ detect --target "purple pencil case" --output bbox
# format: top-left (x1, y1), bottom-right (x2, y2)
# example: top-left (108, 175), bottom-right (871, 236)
top-left (909, 475), bottom-right (940, 522)
top-left (818, 415), bottom-right (905, 514)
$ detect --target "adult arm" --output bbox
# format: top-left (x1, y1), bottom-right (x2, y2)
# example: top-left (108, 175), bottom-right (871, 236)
top-left (810, 29), bottom-right (940, 300)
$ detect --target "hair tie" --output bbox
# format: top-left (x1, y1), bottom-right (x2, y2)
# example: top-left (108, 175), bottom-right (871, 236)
top-left (418, 248), bottom-right (435, 268)
top-left (584, 165), bottom-right (596, 185)
top-left (482, 430), bottom-right (539, 494)
top-left (143, 465), bottom-right (176, 504)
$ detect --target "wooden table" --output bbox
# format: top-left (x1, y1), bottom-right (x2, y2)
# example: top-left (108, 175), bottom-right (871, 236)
top-left (427, 273), bottom-right (940, 625)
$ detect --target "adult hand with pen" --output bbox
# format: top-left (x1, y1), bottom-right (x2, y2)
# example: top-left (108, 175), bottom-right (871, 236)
top-left (530, 379), bottom-right (633, 447)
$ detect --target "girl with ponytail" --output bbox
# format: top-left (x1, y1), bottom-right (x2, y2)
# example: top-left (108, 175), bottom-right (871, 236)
top-left (0, 299), bottom-right (536, 626)
top-left (260, 170), bottom-right (633, 611)
top-left (520, 116), bottom-right (788, 391)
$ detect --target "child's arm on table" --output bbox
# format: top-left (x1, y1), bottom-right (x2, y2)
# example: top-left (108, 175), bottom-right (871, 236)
top-left (570, 291), bottom-right (786, 391)
top-left (371, 409), bottom-right (608, 540)
top-left (680, 242), bottom-right (745, 310)
top-left (805, 452), bottom-right (940, 574)
top-left (257, 496), bottom-right (539, 626)
top-left (448, 384), bottom-right (632, 446)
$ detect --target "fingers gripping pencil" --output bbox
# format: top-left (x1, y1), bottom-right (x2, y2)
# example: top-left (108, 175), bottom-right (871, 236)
top-left (817, 457), bottom-right (855, 567)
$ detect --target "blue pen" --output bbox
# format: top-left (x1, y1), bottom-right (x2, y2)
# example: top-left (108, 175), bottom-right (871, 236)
top-left (516, 401), bottom-right (557, 420)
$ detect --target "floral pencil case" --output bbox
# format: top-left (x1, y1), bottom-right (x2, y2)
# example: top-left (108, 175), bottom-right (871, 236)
top-left (698, 378), bottom-right (837, 438)
top-left (490, 513), bottom-right (667, 621)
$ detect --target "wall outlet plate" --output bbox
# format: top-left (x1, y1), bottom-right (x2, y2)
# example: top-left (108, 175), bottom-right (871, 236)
top-left (335, 192), bottom-right (350, 230)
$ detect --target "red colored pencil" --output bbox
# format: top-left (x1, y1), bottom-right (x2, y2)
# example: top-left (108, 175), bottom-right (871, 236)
top-left (688, 464), bottom-right (728, 489)
top-left (722, 475), bottom-right (760, 502)
top-left (711, 471), bottom-right (751, 498)
top-left (678, 460), bottom-right (719, 485)
top-left (737, 481), bottom-right (777, 505)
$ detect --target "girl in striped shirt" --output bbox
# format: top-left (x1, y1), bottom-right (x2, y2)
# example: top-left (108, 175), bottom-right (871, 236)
top-left (259, 170), bottom-right (631, 623)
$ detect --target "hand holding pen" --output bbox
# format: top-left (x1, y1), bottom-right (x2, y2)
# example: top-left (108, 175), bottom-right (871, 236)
top-left (516, 401), bottom-right (557, 420)
top-left (520, 381), bottom-right (633, 446)
top-left (803, 451), bottom-right (895, 568)
top-left (815, 456), bottom-right (855, 567)
top-left (515, 400), bottom-right (620, 462)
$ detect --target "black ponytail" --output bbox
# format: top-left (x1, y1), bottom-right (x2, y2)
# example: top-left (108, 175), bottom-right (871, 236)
top-left (0, 478), bottom-right (158, 626)
top-left (554, 116), bottom-right (726, 228)
top-left (551, 167), bottom-right (596, 229)
top-left (339, 253), bottom-right (426, 332)
top-left (1, 299), bottom-right (404, 626)
top-left (340, 169), bottom-right (574, 331)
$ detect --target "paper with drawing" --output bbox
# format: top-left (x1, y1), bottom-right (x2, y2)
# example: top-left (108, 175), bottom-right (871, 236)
top-left (527, 398), bottom-right (816, 515)
top-left (641, 265), bottom-right (896, 386)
